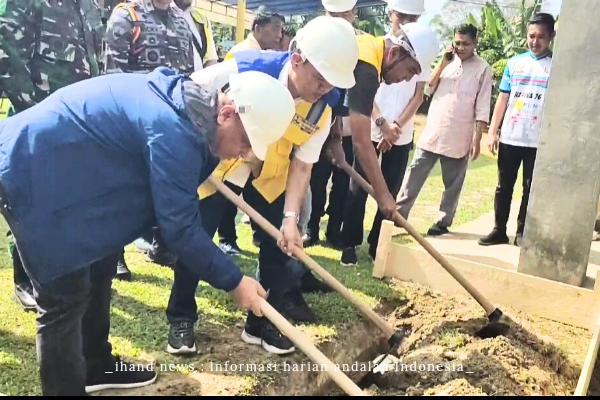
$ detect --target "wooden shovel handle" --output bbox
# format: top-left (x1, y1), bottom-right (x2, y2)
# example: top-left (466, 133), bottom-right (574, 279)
top-left (260, 299), bottom-right (367, 396)
top-left (336, 161), bottom-right (496, 315)
top-left (208, 176), bottom-right (396, 338)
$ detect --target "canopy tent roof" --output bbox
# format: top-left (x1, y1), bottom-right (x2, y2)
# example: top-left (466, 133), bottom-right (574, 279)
top-left (218, 0), bottom-right (387, 16)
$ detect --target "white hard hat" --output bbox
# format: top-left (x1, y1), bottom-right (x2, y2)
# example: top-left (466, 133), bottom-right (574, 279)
top-left (386, 0), bottom-right (425, 15)
top-left (322, 0), bottom-right (357, 12)
top-left (389, 22), bottom-right (440, 73)
top-left (226, 71), bottom-right (296, 161)
top-left (292, 16), bottom-right (358, 89)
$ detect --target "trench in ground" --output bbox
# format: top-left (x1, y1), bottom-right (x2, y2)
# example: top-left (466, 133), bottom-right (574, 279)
top-left (256, 281), bottom-right (600, 396)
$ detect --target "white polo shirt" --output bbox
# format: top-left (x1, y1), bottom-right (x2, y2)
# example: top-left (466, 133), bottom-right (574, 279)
top-left (370, 69), bottom-right (429, 146)
top-left (190, 59), bottom-right (332, 188)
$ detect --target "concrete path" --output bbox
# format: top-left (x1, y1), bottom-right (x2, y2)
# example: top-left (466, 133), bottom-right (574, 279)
top-left (399, 201), bottom-right (600, 287)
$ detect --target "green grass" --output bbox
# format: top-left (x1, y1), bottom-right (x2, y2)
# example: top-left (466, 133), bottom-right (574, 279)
top-left (437, 328), bottom-right (470, 349)
top-left (0, 138), bottom-right (524, 395)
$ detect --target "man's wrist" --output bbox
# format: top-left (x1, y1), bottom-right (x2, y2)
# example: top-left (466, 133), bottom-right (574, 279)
top-left (283, 211), bottom-right (299, 224)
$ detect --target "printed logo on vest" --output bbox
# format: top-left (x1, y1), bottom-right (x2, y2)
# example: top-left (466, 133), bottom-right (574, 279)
top-left (292, 114), bottom-right (319, 134)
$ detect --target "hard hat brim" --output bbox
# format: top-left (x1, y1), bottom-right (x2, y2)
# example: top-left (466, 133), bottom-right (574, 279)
top-left (226, 73), bottom-right (269, 161)
top-left (318, 66), bottom-right (356, 89)
top-left (242, 119), bottom-right (269, 161)
top-left (324, 5), bottom-right (355, 12)
top-left (388, 6), bottom-right (424, 15)
top-left (323, 0), bottom-right (357, 13)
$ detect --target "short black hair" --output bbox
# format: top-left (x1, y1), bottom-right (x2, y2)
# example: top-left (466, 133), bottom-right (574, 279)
top-left (529, 12), bottom-right (555, 34)
top-left (455, 24), bottom-right (478, 40)
top-left (282, 26), bottom-right (296, 37)
top-left (252, 6), bottom-right (285, 31)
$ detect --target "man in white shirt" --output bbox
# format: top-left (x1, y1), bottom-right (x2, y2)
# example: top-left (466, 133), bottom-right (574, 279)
top-left (339, 0), bottom-right (427, 265)
top-left (478, 13), bottom-right (556, 247)
top-left (174, 0), bottom-right (219, 70)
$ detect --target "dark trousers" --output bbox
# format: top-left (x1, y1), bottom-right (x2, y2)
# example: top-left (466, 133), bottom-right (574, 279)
top-left (1, 182), bottom-right (114, 396)
top-left (219, 182), bottom-right (258, 244)
top-left (11, 237), bottom-right (30, 285)
top-left (1, 197), bottom-right (119, 398)
top-left (494, 142), bottom-right (537, 234)
top-left (308, 136), bottom-right (355, 236)
top-left (167, 184), bottom-right (238, 324)
top-left (341, 141), bottom-right (412, 249)
top-left (218, 199), bottom-right (238, 245)
top-left (244, 182), bottom-right (306, 296)
top-left (33, 254), bottom-right (119, 396)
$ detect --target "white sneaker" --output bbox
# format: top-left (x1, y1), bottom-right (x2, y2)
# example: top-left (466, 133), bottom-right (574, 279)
top-left (133, 238), bottom-right (154, 253)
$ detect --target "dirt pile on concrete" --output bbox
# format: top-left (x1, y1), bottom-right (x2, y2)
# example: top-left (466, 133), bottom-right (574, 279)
top-left (364, 281), bottom-right (596, 396)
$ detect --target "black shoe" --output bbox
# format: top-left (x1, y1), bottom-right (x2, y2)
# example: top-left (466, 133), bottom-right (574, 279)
top-left (219, 242), bottom-right (242, 257)
top-left (341, 247), bottom-right (358, 266)
top-left (368, 245), bottom-right (377, 261)
top-left (167, 322), bottom-right (197, 355)
top-left (116, 258), bottom-right (132, 282)
top-left (274, 290), bottom-right (317, 324)
top-left (86, 357), bottom-right (157, 393)
top-left (427, 223), bottom-right (450, 236)
top-left (478, 229), bottom-right (510, 246)
top-left (14, 283), bottom-right (37, 312)
top-left (301, 272), bottom-right (334, 294)
top-left (241, 315), bottom-right (295, 355)
top-left (325, 232), bottom-right (345, 249)
top-left (146, 249), bottom-right (176, 267)
top-left (514, 233), bottom-right (523, 247)
top-left (303, 229), bottom-right (319, 247)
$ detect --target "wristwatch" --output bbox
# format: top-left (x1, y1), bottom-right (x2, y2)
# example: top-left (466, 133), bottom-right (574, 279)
top-left (375, 117), bottom-right (386, 127)
top-left (283, 211), bottom-right (299, 223)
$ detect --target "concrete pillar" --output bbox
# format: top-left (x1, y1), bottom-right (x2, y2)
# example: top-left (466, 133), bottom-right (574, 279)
top-left (518, 0), bottom-right (600, 287)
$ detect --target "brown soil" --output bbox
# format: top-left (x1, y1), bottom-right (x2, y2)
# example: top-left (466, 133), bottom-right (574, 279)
top-left (94, 278), bottom-right (600, 397)
top-left (92, 316), bottom-right (387, 397)
top-left (354, 280), bottom-right (600, 397)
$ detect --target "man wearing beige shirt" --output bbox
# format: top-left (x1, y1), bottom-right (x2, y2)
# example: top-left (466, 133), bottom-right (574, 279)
top-left (396, 24), bottom-right (493, 236)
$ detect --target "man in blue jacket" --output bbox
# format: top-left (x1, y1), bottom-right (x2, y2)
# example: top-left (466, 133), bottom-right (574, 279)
top-left (0, 67), bottom-right (296, 396)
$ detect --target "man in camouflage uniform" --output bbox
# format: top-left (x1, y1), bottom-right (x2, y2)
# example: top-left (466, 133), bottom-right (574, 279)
top-left (0, 0), bottom-right (106, 312)
top-left (103, 0), bottom-right (195, 272)
top-left (104, 0), bottom-right (194, 74)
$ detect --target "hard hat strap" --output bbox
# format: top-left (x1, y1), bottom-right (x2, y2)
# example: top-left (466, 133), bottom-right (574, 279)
top-left (381, 52), bottom-right (410, 78)
top-left (393, 38), bottom-right (417, 61)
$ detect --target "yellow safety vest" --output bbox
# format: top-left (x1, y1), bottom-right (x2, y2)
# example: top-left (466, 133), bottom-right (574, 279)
top-left (224, 34), bottom-right (262, 60)
top-left (0, 98), bottom-right (13, 120)
top-left (355, 34), bottom-right (385, 79)
top-left (198, 99), bottom-right (332, 203)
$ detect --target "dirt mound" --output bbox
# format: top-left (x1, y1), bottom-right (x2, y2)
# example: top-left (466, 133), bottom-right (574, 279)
top-left (363, 281), bottom-right (597, 396)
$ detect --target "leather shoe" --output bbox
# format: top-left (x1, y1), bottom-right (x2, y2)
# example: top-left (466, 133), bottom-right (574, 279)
top-left (14, 283), bottom-right (37, 312)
